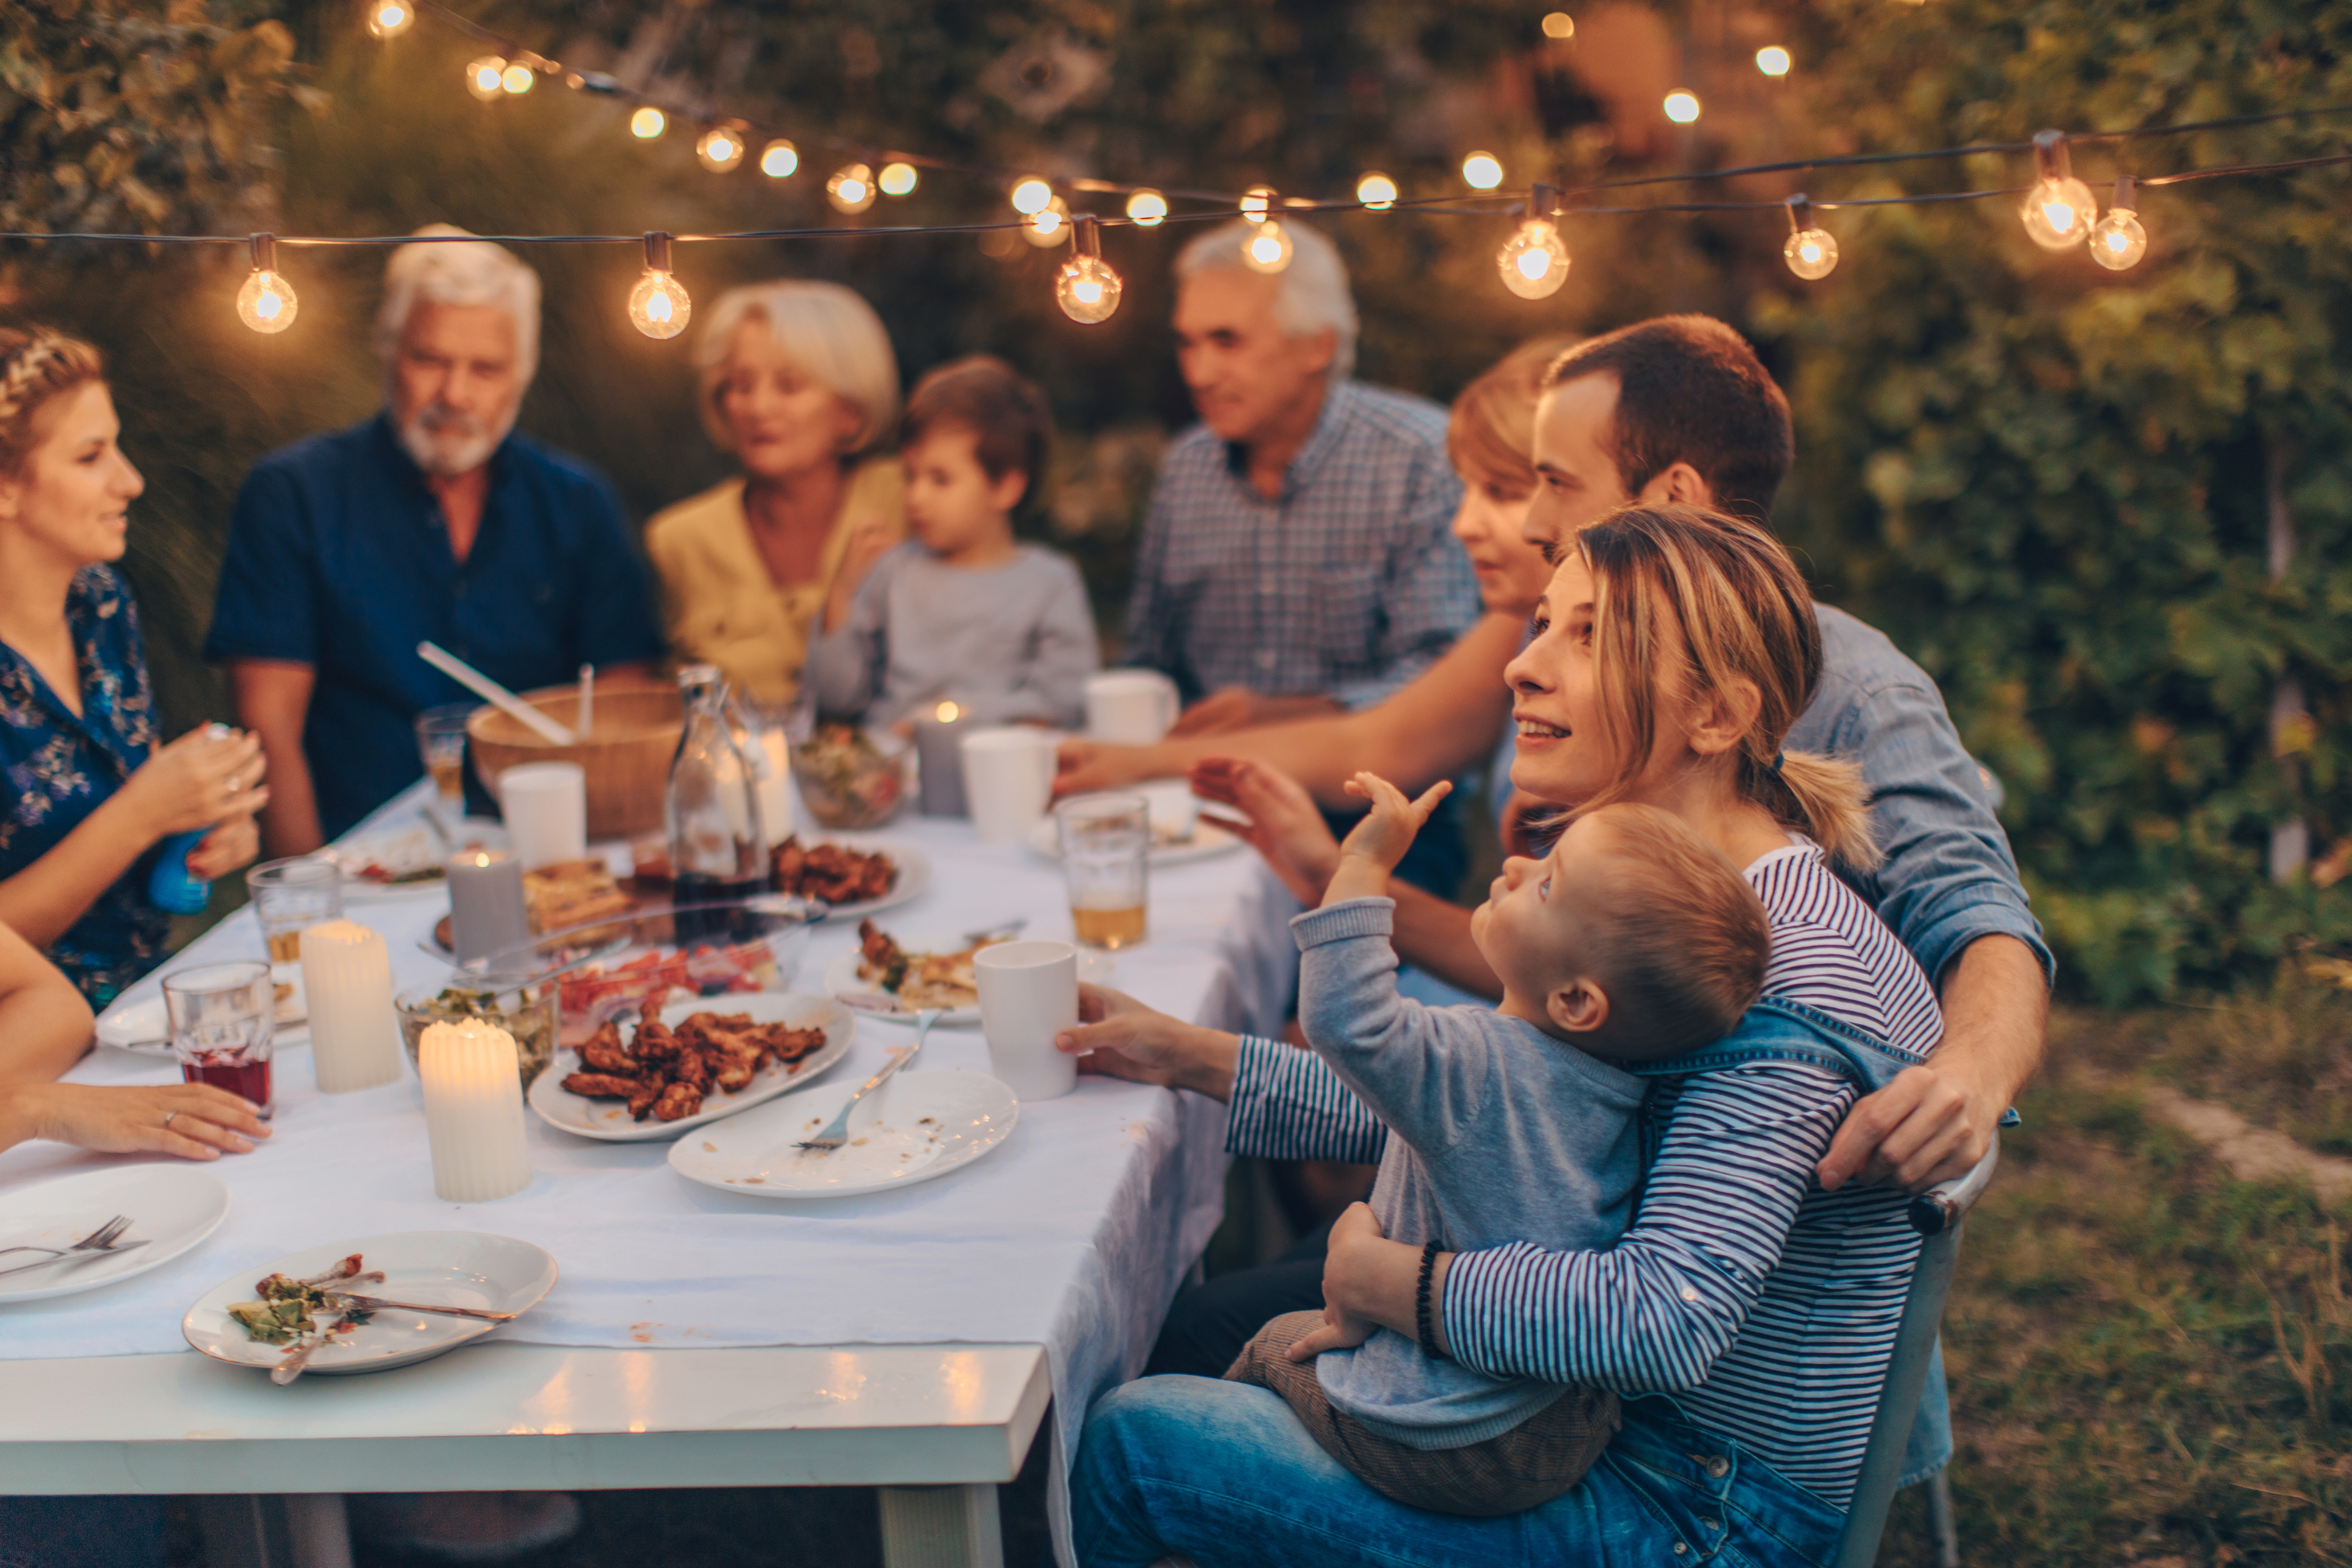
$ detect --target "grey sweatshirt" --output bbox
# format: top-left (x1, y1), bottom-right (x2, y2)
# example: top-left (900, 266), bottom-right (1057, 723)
top-left (808, 542), bottom-right (1099, 730)
top-left (1294, 897), bottom-right (1650, 1450)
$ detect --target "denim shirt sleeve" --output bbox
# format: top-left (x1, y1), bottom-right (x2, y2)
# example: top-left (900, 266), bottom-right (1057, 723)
top-left (1801, 607), bottom-right (2054, 988)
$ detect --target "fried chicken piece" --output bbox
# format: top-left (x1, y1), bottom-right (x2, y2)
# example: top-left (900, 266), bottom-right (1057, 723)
top-left (627, 1080), bottom-right (665, 1121)
top-left (673, 1048), bottom-right (710, 1091)
top-left (639, 987), bottom-right (674, 1024)
top-left (562, 1071), bottom-right (645, 1099)
top-left (763, 1024), bottom-right (828, 1064)
top-left (711, 1054), bottom-right (758, 1093)
top-left (651, 1081), bottom-right (704, 1121)
top-left (858, 919), bottom-right (902, 972)
top-left (633, 1018), bottom-right (681, 1064)
top-left (577, 1020), bottom-right (634, 1076)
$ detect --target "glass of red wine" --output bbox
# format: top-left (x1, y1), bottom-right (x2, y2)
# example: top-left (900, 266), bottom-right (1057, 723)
top-left (161, 960), bottom-right (276, 1119)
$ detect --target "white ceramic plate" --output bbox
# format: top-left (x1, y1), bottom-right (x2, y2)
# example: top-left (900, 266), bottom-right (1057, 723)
top-left (1024, 817), bottom-right (1244, 867)
top-left (668, 1068), bottom-right (1018, 1200)
top-left (323, 818), bottom-right (509, 901)
top-left (0, 1165), bottom-right (231, 1304)
top-left (779, 838), bottom-right (931, 923)
top-left (822, 931), bottom-right (989, 1027)
top-left (96, 974), bottom-right (310, 1056)
top-left (181, 1230), bottom-right (556, 1377)
top-left (527, 992), bottom-right (854, 1143)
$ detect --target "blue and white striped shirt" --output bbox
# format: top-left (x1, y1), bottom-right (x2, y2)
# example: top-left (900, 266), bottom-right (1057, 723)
top-left (1226, 841), bottom-right (1942, 1505)
top-left (1122, 380), bottom-right (1479, 711)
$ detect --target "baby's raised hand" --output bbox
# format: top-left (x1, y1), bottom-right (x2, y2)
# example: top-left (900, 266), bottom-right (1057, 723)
top-left (1337, 772), bottom-right (1453, 875)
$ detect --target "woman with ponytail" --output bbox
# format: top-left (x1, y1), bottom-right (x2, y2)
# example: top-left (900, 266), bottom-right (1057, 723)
top-left (1066, 505), bottom-right (1953, 1567)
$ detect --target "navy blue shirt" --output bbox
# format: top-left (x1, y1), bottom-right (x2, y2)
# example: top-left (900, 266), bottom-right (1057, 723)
top-left (0, 567), bottom-right (169, 1007)
top-left (205, 416), bottom-right (664, 838)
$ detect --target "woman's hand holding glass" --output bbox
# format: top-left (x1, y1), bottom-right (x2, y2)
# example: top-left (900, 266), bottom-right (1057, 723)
top-left (1189, 757), bottom-right (1344, 906)
top-left (120, 727), bottom-right (270, 843)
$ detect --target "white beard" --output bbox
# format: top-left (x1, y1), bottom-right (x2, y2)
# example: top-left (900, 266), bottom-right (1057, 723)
top-left (397, 399), bottom-right (516, 478)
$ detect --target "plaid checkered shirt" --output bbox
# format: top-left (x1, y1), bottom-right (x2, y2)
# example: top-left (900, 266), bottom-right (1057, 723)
top-left (1122, 380), bottom-right (1479, 710)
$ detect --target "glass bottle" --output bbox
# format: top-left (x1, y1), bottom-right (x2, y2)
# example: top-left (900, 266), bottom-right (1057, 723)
top-left (666, 665), bottom-right (768, 942)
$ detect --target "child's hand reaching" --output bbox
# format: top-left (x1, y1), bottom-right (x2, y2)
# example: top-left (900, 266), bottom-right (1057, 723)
top-left (1323, 772), bottom-right (1452, 905)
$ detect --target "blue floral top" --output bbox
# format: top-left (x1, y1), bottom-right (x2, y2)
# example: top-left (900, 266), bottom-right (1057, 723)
top-left (0, 565), bottom-right (167, 1007)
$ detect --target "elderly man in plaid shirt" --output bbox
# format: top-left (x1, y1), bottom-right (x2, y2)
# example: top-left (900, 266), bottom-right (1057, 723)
top-left (1124, 220), bottom-right (1481, 747)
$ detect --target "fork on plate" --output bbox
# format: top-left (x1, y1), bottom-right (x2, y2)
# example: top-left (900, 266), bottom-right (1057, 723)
top-left (0, 1214), bottom-right (145, 1279)
top-left (795, 1010), bottom-right (939, 1152)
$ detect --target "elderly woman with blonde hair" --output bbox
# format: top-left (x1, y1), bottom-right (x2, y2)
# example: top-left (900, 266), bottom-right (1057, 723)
top-left (645, 279), bottom-right (907, 708)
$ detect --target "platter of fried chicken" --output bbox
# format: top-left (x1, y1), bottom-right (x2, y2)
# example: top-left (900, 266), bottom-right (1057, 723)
top-left (526, 989), bottom-right (855, 1143)
top-left (771, 836), bottom-right (931, 923)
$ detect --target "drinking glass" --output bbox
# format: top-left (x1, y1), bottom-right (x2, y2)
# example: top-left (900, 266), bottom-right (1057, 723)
top-left (415, 704), bottom-right (477, 807)
top-left (245, 857), bottom-right (343, 965)
top-left (163, 961), bottom-right (276, 1118)
top-left (1056, 793), bottom-right (1149, 950)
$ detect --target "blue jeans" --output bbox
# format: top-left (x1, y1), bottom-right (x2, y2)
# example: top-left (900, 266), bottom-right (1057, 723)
top-left (1071, 1377), bottom-right (1844, 1568)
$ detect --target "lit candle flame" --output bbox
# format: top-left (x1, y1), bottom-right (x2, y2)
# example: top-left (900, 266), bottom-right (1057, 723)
top-left (936, 701), bottom-right (961, 722)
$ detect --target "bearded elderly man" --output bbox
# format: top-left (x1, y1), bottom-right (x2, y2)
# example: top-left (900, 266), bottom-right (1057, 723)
top-left (208, 226), bottom-right (662, 853)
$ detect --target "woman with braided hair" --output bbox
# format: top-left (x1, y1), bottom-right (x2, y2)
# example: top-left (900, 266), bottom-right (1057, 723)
top-left (0, 327), bottom-right (267, 1008)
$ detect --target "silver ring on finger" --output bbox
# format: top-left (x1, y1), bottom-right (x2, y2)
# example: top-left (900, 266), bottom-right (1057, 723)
top-left (225, 775), bottom-right (242, 793)
top-left (162, 1111), bottom-right (178, 1130)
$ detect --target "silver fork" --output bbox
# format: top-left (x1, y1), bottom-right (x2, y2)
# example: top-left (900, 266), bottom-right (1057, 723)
top-left (961, 918), bottom-right (1027, 947)
top-left (794, 1010), bottom-right (939, 1152)
top-left (0, 1215), bottom-right (139, 1279)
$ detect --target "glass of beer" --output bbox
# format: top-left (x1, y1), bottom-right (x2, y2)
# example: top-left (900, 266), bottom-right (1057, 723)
top-left (163, 961), bottom-right (276, 1119)
top-left (245, 857), bottom-right (343, 965)
top-left (1056, 793), bottom-right (1149, 950)
top-left (415, 704), bottom-right (477, 808)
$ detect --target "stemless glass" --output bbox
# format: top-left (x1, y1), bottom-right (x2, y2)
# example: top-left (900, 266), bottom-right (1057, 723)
top-left (245, 857), bottom-right (343, 965)
top-left (1056, 793), bottom-right (1150, 950)
top-left (415, 704), bottom-right (477, 808)
top-left (163, 961), bottom-right (276, 1118)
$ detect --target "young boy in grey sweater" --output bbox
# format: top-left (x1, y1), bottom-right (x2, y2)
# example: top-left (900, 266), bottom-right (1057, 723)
top-left (808, 355), bottom-right (1097, 732)
top-left (1223, 772), bottom-right (1771, 1516)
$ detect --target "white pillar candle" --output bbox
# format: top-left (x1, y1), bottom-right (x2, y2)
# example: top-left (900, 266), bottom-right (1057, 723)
top-left (447, 849), bottom-right (530, 963)
top-left (499, 761), bottom-right (587, 870)
top-left (298, 919), bottom-right (405, 1093)
top-left (756, 730), bottom-right (796, 847)
top-left (417, 1018), bottom-right (533, 1202)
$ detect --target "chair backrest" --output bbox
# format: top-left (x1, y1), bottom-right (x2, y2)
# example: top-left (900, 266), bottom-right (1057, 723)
top-left (1829, 1133), bottom-right (2000, 1568)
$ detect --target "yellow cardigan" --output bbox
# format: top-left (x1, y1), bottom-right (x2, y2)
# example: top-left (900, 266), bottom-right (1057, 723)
top-left (643, 458), bottom-right (906, 708)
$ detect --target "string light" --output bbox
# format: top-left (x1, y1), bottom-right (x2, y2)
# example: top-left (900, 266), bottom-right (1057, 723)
top-left (1242, 217), bottom-right (1292, 274)
top-left (626, 233), bottom-right (690, 339)
top-left (629, 106), bottom-right (665, 139)
top-left (759, 139), bottom-right (798, 178)
top-left (1356, 172), bottom-right (1399, 210)
top-left (878, 161), bottom-right (919, 197)
top-left (1461, 152), bottom-right (1504, 190)
top-left (1010, 177), bottom-right (1054, 215)
top-left (1024, 195), bottom-right (1073, 247)
top-left (236, 234), bottom-right (298, 334)
top-left (1125, 189), bottom-right (1167, 227)
top-left (464, 56), bottom-right (505, 102)
top-left (1782, 194), bottom-right (1838, 280)
top-left (500, 61), bottom-right (534, 94)
top-left (2090, 173), bottom-right (2148, 270)
top-left (365, 1), bottom-right (414, 39)
top-left (1240, 184), bottom-right (1276, 219)
top-left (2020, 129), bottom-right (2096, 249)
top-left (827, 163), bottom-right (877, 214)
top-left (696, 126), bottom-right (743, 172)
top-left (1541, 12), bottom-right (1575, 38)
top-left (1756, 46), bottom-right (1791, 77)
top-left (1496, 183), bottom-right (1570, 299)
top-left (1055, 214), bottom-right (1123, 324)
top-left (1664, 90), bottom-right (1702, 124)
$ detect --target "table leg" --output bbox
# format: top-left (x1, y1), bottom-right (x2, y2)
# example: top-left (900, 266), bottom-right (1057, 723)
top-left (878, 1483), bottom-right (1004, 1568)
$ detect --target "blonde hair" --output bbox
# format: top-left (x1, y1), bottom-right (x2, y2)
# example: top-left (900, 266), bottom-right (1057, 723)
top-left (376, 224), bottom-right (541, 385)
top-left (0, 327), bottom-right (105, 477)
top-left (1575, 505), bottom-right (1881, 869)
top-left (1174, 219), bottom-right (1358, 382)
top-left (1448, 335), bottom-right (1578, 497)
top-left (693, 281), bottom-right (901, 455)
top-left (1573, 803), bottom-right (1771, 1058)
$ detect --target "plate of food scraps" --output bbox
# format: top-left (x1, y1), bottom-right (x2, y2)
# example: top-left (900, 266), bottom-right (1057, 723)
top-left (181, 1231), bottom-right (555, 1376)
top-left (667, 1068), bottom-right (1018, 1200)
top-left (770, 836), bottom-right (931, 923)
top-left (527, 992), bottom-right (854, 1143)
top-left (822, 923), bottom-right (999, 1027)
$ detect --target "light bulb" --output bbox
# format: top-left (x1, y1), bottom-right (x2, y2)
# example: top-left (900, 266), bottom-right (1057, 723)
top-left (696, 127), bottom-right (743, 172)
top-left (828, 163), bottom-right (877, 214)
top-left (1240, 184), bottom-right (1275, 219)
top-left (878, 161), bottom-right (919, 197)
top-left (1542, 11), bottom-right (1575, 38)
top-left (236, 236), bottom-right (297, 334)
top-left (759, 139), bottom-right (799, 178)
top-left (1056, 255), bottom-right (1122, 324)
top-left (2091, 175), bottom-right (2147, 270)
top-left (1496, 219), bottom-right (1569, 299)
top-left (501, 62), bottom-right (534, 94)
top-left (1125, 189), bottom-right (1167, 227)
top-left (1461, 152), bottom-right (1503, 190)
top-left (1755, 46), bottom-right (1791, 76)
top-left (629, 106), bottom-right (665, 139)
top-left (628, 234), bottom-right (690, 340)
top-left (1783, 228), bottom-right (1838, 279)
top-left (1664, 90), bottom-right (1701, 124)
top-left (1242, 220), bottom-right (1292, 274)
top-left (365, 1), bottom-right (413, 39)
top-left (466, 56), bottom-right (506, 101)
top-left (1010, 177), bottom-right (1054, 215)
top-left (2018, 130), bottom-right (2095, 250)
top-left (1024, 196), bottom-right (1072, 247)
top-left (1356, 172), bottom-right (1398, 210)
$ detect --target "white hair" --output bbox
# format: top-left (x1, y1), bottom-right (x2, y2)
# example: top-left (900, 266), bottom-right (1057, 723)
top-left (1174, 218), bottom-right (1359, 382)
top-left (375, 223), bottom-right (542, 387)
top-left (693, 280), bottom-right (902, 455)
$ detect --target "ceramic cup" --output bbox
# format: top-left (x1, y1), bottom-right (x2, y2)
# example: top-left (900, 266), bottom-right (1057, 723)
top-left (959, 727), bottom-right (1057, 844)
top-left (1085, 670), bottom-right (1181, 745)
top-left (973, 939), bottom-right (1080, 1101)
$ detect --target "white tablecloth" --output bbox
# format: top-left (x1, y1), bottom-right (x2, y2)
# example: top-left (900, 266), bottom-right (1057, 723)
top-left (0, 781), bottom-right (1287, 1563)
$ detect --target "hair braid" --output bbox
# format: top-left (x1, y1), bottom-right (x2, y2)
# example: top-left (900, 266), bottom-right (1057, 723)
top-left (0, 326), bottom-right (105, 476)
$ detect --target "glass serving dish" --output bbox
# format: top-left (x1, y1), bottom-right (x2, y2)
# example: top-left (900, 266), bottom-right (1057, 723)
top-left (793, 723), bottom-right (910, 829)
top-left (395, 978), bottom-right (559, 1090)
top-left (466, 895), bottom-right (819, 1051)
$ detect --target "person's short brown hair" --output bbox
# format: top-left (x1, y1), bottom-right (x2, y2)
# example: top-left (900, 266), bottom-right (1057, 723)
top-left (900, 355), bottom-right (1052, 499)
top-left (1448, 335), bottom-right (1579, 498)
top-left (1575, 802), bottom-right (1771, 1058)
top-left (0, 327), bottom-right (105, 477)
top-left (1542, 315), bottom-right (1793, 522)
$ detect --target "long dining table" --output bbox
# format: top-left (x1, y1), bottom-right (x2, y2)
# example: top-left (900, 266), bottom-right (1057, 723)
top-left (0, 779), bottom-right (1298, 1568)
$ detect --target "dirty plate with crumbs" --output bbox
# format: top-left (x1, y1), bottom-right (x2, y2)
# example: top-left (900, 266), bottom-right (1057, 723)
top-left (666, 1069), bottom-right (1018, 1199)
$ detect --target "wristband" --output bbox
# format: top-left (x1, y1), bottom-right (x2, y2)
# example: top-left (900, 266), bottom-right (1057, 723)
top-left (1415, 1239), bottom-right (1443, 1360)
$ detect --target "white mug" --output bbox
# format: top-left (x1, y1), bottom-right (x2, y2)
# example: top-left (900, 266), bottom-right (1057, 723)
top-left (960, 727), bottom-right (1057, 844)
top-left (497, 761), bottom-right (587, 870)
top-left (1085, 670), bottom-right (1180, 745)
top-left (973, 939), bottom-right (1080, 1101)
